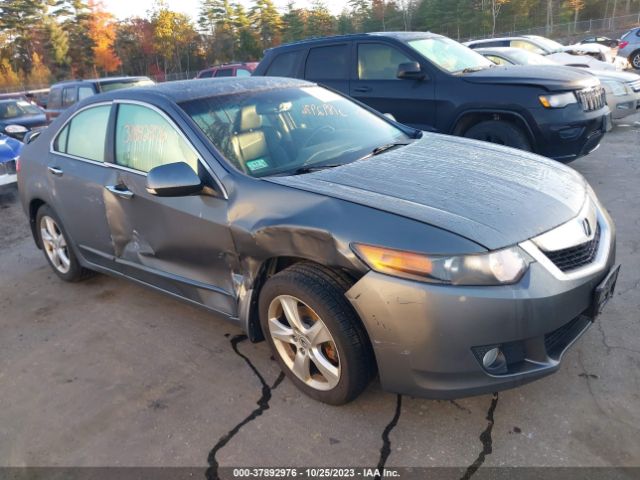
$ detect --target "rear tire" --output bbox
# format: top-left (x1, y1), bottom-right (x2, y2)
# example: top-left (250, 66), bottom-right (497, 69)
top-left (259, 263), bottom-right (375, 405)
top-left (36, 205), bottom-right (92, 282)
top-left (630, 51), bottom-right (640, 70)
top-left (464, 120), bottom-right (531, 151)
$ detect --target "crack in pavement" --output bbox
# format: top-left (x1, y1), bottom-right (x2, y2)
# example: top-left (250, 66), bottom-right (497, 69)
top-left (460, 392), bottom-right (499, 480)
top-left (374, 394), bottom-right (402, 480)
top-left (206, 334), bottom-right (285, 480)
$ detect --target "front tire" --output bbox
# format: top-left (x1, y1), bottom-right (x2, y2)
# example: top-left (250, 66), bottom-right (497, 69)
top-left (630, 51), bottom-right (640, 70)
top-left (464, 120), bottom-right (531, 151)
top-left (259, 263), bottom-right (375, 405)
top-left (36, 205), bottom-right (92, 282)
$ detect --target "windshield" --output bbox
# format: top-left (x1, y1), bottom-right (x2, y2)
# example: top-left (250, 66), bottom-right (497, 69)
top-left (180, 86), bottom-right (411, 178)
top-left (0, 100), bottom-right (43, 120)
top-left (527, 36), bottom-right (564, 52)
top-left (408, 37), bottom-right (494, 73)
top-left (509, 49), bottom-right (556, 65)
top-left (99, 79), bottom-right (154, 92)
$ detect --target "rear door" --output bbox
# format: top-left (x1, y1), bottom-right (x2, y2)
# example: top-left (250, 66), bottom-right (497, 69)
top-left (350, 41), bottom-right (437, 130)
top-left (47, 102), bottom-right (118, 267)
top-left (102, 100), bottom-right (237, 316)
top-left (303, 44), bottom-right (351, 94)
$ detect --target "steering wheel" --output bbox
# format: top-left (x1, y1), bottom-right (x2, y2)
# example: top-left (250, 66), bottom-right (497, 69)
top-left (301, 125), bottom-right (336, 149)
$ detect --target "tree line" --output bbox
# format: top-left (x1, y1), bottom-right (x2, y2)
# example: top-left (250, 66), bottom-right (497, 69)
top-left (1, 0), bottom-right (639, 91)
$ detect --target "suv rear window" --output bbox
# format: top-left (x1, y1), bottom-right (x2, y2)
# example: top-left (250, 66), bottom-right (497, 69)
top-left (266, 51), bottom-right (301, 77)
top-left (215, 68), bottom-right (234, 77)
top-left (305, 45), bottom-right (349, 80)
top-left (62, 87), bottom-right (77, 107)
top-left (199, 70), bottom-right (214, 78)
top-left (48, 88), bottom-right (62, 109)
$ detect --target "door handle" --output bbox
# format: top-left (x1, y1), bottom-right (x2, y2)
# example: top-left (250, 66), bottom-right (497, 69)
top-left (354, 86), bottom-right (372, 93)
top-left (105, 184), bottom-right (134, 200)
top-left (48, 166), bottom-right (64, 177)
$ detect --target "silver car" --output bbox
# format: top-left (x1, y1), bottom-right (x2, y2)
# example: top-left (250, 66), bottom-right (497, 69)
top-left (619, 27), bottom-right (640, 70)
top-left (17, 78), bottom-right (620, 404)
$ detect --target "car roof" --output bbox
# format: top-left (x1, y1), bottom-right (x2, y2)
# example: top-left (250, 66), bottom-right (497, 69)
top-left (84, 77), bottom-right (312, 105)
top-left (475, 47), bottom-right (519, 53)
top-left (50, 76), bottom-right (150, 88)
top-left (268, 31), bottom-right (441, 51)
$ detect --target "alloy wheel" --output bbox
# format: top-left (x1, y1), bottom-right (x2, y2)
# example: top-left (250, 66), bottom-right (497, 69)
top-left (40, 216), bottom-right (71, 274)
top-left (633, 53), bottom-right (640, 69)
top-left (267, 295), bottom-right (341, 391)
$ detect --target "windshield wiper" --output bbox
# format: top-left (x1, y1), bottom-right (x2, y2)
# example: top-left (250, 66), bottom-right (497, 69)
top-left (358, 142), bottom-right (410, 161)
top-left (289, 164), bottom-right (343, 175)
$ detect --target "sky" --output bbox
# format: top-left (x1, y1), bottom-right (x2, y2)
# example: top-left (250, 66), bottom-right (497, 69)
top-left (102, 0), bottom-right (347, 20)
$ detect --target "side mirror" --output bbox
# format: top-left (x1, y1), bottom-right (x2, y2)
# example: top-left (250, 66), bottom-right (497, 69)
top-left (4, 124), bottom-right (28, 141)
top-left (397, 62), bottom-right (426, 80)
top-left (146, 162), bottom-right (203, 197)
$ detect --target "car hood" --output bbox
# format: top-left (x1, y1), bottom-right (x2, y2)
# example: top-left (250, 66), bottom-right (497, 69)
top-left (593, 69), bottom-right (640, 82)
top-left (0, 134), bottom-right (23, 163)
top-left (548, 52), bottom-right (616, 71)
top-left (0, 113), bottom-right (47, 130)
top-left (462, 65), bottom-right (600, 91)
top-left (267, 134), bottom-right (587, 250)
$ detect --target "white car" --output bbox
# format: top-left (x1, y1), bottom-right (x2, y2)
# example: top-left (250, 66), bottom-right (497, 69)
top-left (465, 35), bottom-right (626, 70)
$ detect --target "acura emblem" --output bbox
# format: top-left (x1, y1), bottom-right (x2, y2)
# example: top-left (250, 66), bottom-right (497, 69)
top-left (582, 218), bottom-right (592, 237)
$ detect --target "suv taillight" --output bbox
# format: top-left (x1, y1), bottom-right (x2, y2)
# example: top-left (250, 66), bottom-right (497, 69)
top-left (620, 41), bottom-right (629, 49)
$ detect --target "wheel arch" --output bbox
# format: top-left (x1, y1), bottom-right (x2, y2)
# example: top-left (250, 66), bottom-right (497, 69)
top-left (240, 256), bottom-right (363, 343)
top-left (28, 198), bottom-right (47, 249)
top-left (451, 109), bottom-right (536, 150)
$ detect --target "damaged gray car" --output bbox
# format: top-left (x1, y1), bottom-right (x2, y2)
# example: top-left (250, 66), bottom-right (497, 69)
top-left (18, 77), bottom-right (619, 404)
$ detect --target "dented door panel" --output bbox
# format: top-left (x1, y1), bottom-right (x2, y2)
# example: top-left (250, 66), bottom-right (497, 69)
top-left (104, 169), bottom-right (238, 316)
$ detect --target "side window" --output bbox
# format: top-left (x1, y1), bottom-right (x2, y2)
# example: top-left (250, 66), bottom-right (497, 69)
top-left (358, 43), bottom-right (413, 80)
top-left (511, 40), bottom-right (544, 54)
top-left (48, 88), bottom-right (62, 109)
top-left (53, 105), bottom-right (110, 162)
top-left (236, 68), bottom-right (252, 77)
top-left (265, 51), bottom-right (300, 77)
top-left (78, 86), bottom-right (95, 101)
top-left (215, 68), bottom-right (234, 77)
top-left (199, 70), bottom-right (214, 78)
top-left (305, 45), bottom-right (349, 81)
top-left (486, 55), bottom-right (510, 66)
top-left (115, 104), bottom-right (199, 173)
top-left (62, 87), bottom-right (77, 107)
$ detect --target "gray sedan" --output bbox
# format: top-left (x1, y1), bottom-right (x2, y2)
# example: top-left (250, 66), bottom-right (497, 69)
top-left (17, 77), bottom-right (619, 404)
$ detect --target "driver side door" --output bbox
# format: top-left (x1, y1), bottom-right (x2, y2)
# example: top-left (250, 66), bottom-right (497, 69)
top-left (103, 101), bottom-right (238, 316)
top-left (349, 41), bottom-right (436, 130)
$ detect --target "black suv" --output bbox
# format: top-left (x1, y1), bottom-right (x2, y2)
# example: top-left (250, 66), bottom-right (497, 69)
top-left (46, 76), bottom-right (153, 123)
top-left (254, 32), bottom-right (611, 162)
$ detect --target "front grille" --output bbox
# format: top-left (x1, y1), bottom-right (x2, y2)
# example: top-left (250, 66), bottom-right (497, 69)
top-left (544, 224), bottom-right (601, 272)
top-left (0, 160), bottom-right (16, 176)
top-left (629, 79), bottom-right (640, 92)
top-left (544, 315), bottom-right (590, 357)
top-left (576, 86), bottom-right (606, 111)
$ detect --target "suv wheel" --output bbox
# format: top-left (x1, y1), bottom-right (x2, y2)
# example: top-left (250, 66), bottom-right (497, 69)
top-left (36, 205), bottom-right (92, 282)
top-left (464, 120), bottom-right (531, 151)
top-left (631, 51), bottom-right (640, 70)
top-left (259, 263), bottom-right (375, 405)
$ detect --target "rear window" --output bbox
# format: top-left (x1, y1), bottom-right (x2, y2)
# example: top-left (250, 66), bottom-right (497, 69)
top-left (305, 45), bottom-right (349, 80)
top-left (266, 51), bottom-right (301, 77)
top-left (62, 87), bottom-right (77, 107)
top-left (53, 105), bottom-right (111, 162)
top-left (99, 79), bottom-right (154, 92)
top-left (214, 68), bottom-right (233, 77)
top-left (199, 70), bottom-right (214, 78)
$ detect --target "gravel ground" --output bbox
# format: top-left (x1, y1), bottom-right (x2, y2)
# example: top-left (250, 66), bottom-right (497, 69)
top-left (0, 116), bottom-right (639, 475)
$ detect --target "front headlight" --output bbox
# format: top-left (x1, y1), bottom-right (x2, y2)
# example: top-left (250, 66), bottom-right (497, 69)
top-left (352, 244), bottom-right (530, 286)
top-left (601, 79), bottom-right (628, 96)
top-left (539, 92), bottom-right (578, 108)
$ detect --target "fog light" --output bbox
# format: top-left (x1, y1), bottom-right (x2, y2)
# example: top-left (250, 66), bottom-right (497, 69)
top-left (482, 348), bottom-right (500, 368)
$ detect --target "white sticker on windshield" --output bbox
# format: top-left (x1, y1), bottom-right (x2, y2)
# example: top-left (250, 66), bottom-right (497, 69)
top-left (303, 86), bottom-right (343, 103)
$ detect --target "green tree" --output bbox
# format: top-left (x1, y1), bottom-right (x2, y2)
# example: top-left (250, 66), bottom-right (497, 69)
top-left (0, 0), bottom-right (48, 74)
top-left (251, 0), bottom-right (283, 50)
top-left (234, 4), bottom-right (261, 60)
top-left (307, 1), bottom-right (336, 37)
top-left (281, 2), bottom-right (307, 43)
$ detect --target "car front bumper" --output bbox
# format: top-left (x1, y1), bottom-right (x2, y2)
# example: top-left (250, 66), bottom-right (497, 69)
top-left (607, 92), bottom-right (638, 119)
top-left (533, 105), bottom-right (610, 162)
top-left (346, 209), bottom-right (617, 400)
